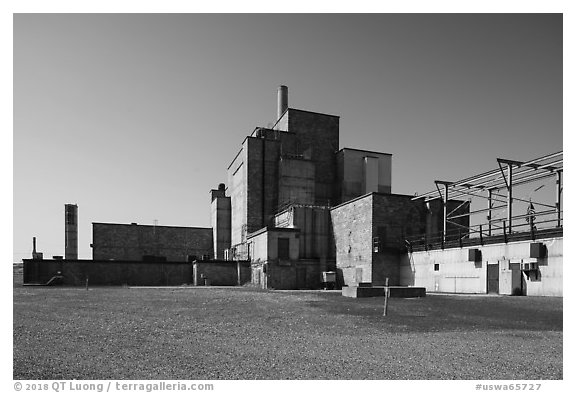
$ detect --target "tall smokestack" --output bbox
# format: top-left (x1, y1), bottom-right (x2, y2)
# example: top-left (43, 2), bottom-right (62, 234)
top-left (33, 237), bottom-right (36, 254)
top-left (277, 85), bottom-right (288, 120)
top-left (65, 204), bottom-right (78, 260)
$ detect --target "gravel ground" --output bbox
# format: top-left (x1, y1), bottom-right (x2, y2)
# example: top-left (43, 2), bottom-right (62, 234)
top-left (13, 279), bottom-right (562, 380)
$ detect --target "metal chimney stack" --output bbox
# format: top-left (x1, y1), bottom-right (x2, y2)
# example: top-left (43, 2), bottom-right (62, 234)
top-left (277, 85), bottom-right (288, 120)
top-left (65, 204), bottom-right (78, 260)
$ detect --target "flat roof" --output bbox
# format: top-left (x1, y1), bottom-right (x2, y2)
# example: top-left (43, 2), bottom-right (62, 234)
top-left (330, 192), bottom-right (419, 211)
top-left (338, 147), bottom-right (392, 156)
top-left (92, 222), bottom-right (211, 230)
top-left (247, 226), bottom-right (300, 239)
top-left (275, 203), bottom-right (331, 217)
top-left (227, 133), bottom-right (295, 170)
top-left (287, 107), bottom-right (340, 119)
top-left (23, 258), bottom-right (194, 264)
top-left (270, 107), bottom-right (340, 130)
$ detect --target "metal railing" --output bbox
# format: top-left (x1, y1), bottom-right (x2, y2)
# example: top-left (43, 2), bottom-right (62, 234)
top-left (404, 210), bottom-right (562, 252)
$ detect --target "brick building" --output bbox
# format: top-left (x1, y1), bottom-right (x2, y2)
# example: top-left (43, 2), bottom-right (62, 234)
top-left (92, 222), bottom-right (213, 262)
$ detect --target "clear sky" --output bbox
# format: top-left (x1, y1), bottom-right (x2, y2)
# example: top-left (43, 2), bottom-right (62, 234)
top-left (13, 13), bottom-right (563, 261)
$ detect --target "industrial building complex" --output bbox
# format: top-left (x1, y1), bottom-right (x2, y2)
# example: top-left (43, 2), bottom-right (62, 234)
top-left (23, 86), bottom-right (563, 297)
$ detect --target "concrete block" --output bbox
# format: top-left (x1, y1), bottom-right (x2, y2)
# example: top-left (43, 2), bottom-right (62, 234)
top-left (342, 285), bottom-right (384, 298)
top-left (342, 285), bottom-right (426, 298)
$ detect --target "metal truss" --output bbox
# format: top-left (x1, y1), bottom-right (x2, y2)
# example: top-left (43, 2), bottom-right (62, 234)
top-left (411, 151), bottom-right (563, 244)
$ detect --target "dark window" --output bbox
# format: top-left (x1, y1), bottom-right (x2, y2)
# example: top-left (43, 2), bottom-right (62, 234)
top-left (372, 237), bottom-right (380, 253)
top-left (434, 263), bottom-right (440, 271)
top-left (278, 237), bottom-right (290, 259)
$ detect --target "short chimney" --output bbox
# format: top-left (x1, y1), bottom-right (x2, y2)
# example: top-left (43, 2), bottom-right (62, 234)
top-left (277, 85), bottom-right (288, 120)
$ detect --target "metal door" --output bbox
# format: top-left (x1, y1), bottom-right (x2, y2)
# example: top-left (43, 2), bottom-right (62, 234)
top-left (487, 264), bottom-right (499, 294)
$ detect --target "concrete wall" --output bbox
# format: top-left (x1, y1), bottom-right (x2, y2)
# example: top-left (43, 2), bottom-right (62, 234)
top-left (331, 195), bottom-right (373, 285)
top-left (278, 157), bottom-right (315, 207)
top-left (274, 205), bottom-right (334, 261)
top-left (193, 261), bottom-right (250, 286)
top-left (23, 259), bottom-right (193, 286)
top-left (92, 223), bottom-right (213, 262)
top-left (247, 227), bottom-right (325, 289)
top-left (246, 227), bottom-right (331, 289)
top-left (228, 147), bottom-right (247, 247)
top-left (274, 109), bottom-right (339, 205)
top-left (372, 250), bottom-right (402, 286)
top-left (229, 135), bottom-right (288, 247)
top-left (293, 206), bottom-right (333, 260)
top-left (400, 237), bottom-right (562, 296)
top-left (331, 192), bottom-right (441, 287)
top-left (256, 259), bottom-right (325, 289)
top-left (336, 148), bottom-right (392, 204)
top-left (248, 227), bottom-right (300, 263)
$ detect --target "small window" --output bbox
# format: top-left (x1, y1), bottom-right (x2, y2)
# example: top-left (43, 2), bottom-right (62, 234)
top-left (434, 263), bottom-right (440, 271)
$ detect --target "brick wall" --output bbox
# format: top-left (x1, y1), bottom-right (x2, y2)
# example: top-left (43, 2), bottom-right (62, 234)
top-left (92, 223), bottom-right (213, 262)
top-left (371, 194), bottom-right (428, 285)
top-left (278, 157), bottom-right (316, 206)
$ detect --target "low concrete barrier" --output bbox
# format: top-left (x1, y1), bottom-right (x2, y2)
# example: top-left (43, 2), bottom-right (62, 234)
top-left (342, 285), bottom-right (426, 298)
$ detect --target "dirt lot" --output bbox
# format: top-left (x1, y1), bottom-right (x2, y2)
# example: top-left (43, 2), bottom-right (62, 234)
top-left (13, 270), bottom-right (562, 380)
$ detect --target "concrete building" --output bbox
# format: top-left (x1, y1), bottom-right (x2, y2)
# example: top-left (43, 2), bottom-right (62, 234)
top-left (331, 193), bottom-right (470, 287)
top-left (400, 237), bottom-right (563, 296)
